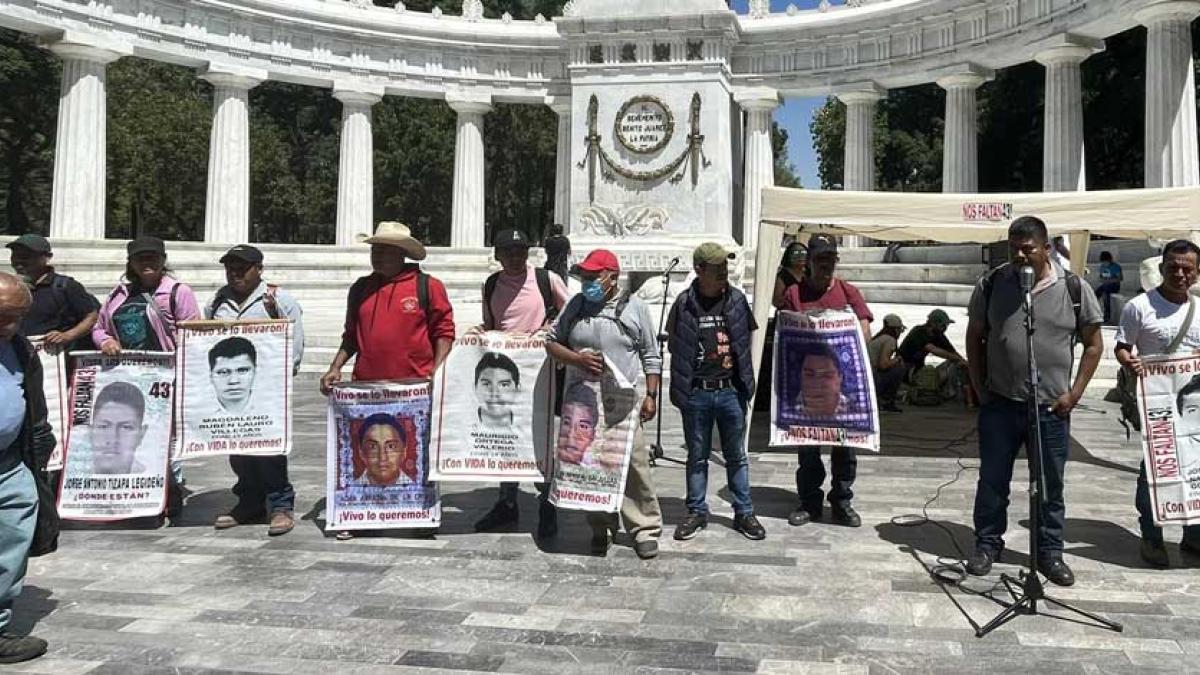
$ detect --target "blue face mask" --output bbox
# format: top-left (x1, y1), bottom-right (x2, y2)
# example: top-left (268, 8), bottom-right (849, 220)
top-left (582, 279), bottom-right (606, 303)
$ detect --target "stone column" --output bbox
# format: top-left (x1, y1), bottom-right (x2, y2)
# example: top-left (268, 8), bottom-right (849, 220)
top-left (334, 84), bottom-right (383, 246)
top-left (48, 36), bottom-right (130, 240)
top-left (201, 66), bottom-right (266, 244)
top-left (1138, 1), bottom-right (1200, 188)
top-left (734, 88), bottom-right (780, 248)
top-left (936, 69), bottom-right (990, 193)
top-left (837, 85), bottom-right (884, 246)
top-left (548, 96), bottom-right (572, 229)
top-left (1035, 40), bottom-right (1100, 191)
top-left (448, 92), bottom-right (492, 248)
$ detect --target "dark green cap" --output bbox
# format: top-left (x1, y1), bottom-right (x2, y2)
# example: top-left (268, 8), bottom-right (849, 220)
top-left (5, 234), bottom-right (51, 254)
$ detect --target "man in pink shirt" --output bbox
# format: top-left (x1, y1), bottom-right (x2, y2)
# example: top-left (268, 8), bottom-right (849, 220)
top-left (475, 228), bottom-right (569, 538)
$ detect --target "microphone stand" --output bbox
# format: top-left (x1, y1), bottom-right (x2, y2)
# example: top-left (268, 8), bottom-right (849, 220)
top-left (650, 259), bottom-right (685, 466)
top-left (975, 266), bottom-right (1121, 637)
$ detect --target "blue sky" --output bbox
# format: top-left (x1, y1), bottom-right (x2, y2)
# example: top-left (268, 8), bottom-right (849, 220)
top-left (728, 0), bottom-right (831, 188)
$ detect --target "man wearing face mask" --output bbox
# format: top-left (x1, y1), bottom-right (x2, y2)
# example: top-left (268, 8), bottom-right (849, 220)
top-left (964, 217), bottom-right (1103, 586)
top-left (545, 249), bottom-right (664, 559)
top-left (781, 234), bottom-right (873, 530)
top-left (206, 245), bottom-right (305, 537)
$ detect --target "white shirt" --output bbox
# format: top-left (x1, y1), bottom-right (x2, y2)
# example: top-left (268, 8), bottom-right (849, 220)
top-left (1114, 288), bottom-right (1200, 357)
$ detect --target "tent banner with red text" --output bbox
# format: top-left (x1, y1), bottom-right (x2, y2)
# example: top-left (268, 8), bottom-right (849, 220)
top-left (325, 380), bottom-right (440, 530)
top-left (548, 357), bottom-right (638, 513)
top-left (429, 331), bottom-right (554, 482)
top-left (770, 309), bottom-right (880, 452)
top-left (58, 351), bottom-right (174, 521)
top-left (174, 320), bottom-right (293, 459)
top-left (29, 336), bottom-right (69, 472)
top-left (1138, 354), bottom-right (1200, 525)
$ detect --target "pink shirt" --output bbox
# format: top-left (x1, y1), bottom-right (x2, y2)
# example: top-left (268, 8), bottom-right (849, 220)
top-left (481, 265), bottom-right (570, 333)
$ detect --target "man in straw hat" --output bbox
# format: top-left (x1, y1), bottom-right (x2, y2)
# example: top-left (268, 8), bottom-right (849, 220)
top-left (320, 222), bottom-right (455, 390)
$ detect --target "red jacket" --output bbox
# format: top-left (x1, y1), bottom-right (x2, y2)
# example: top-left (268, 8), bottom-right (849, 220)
top-left (340, 267), bottom-right (455, 381)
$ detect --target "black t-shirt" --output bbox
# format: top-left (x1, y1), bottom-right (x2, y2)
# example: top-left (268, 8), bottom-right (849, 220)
top-left (693, 294), bottom-right (734, 381)
top-left (19, 271), bottom-right (100, 338)
top-left (111, 291), bottom-right (162, 351)
top-left (898, 324), bottom-right (957, 369)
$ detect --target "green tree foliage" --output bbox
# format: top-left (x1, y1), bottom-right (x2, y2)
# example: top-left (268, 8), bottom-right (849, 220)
top-left (0, 29), bottom-right (57, 235)
top-left (373, 97), bottom-right (457, 244)
top-left (106, 58), bottom-right (211, 240)
top-left (812, 26), bottom-right (1166, 193)
top-left (772, 123), bottom-right (802, 188)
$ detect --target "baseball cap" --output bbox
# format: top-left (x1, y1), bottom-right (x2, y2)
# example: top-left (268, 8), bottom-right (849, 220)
top-left (5, 234), bottom-right (51, 254)
top-left (127, 236), bottom-right (166, 257)
top-left (492, 229), bottom-right (531, 249)
top-left (927, 309), bottom-right (955, 326)
top-left (693, 242), bottom-right (736, 266)
top-left (883, 314), bottom-right (905, 329)
top-left (807, 233), bottom-right (838, 257)
top-left (572, 249), bottom-right (620, 274)
top-left (219, 244), bottom-right (264, 265)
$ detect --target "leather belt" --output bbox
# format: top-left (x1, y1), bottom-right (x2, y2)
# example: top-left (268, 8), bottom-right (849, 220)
top-left (693, 378), bottom-right (732, 391)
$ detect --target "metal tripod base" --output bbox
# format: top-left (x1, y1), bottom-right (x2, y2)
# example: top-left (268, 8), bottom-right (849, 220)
top-left (975, 570), bottom-right (1124, 638)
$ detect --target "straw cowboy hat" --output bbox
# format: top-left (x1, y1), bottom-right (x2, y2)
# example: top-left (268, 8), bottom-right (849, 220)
top-left (360, 221), bottom-right (427, 260)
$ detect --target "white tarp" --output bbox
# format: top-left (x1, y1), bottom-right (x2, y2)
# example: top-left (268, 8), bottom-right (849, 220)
top-left (749, 185), bottom-right (1200, 416)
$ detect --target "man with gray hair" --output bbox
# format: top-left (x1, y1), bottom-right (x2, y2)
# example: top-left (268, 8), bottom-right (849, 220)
top-left (0, 271), bottom-right (55, 663)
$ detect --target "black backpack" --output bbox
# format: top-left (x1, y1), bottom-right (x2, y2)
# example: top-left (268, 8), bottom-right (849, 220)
top-left (483, 268), bottom-right (558, 327)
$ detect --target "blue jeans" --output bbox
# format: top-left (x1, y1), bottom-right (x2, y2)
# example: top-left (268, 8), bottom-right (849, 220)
top-left (974, 398), bottom-right (1070, 557)
top-left (231, 455), bottom-right (295, 513)
top-left (681, 388), bottom-right (754, 517)
top-left (1095, 281), bottom-right (1121, 323)
top-left (1135, 459), bottom-right (1200, 543)
top-left (0, 460), bottom-right (37, 632)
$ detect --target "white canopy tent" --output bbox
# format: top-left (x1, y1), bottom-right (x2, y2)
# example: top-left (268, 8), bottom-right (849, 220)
top-left (748, 185), bottom-right (1200, 415)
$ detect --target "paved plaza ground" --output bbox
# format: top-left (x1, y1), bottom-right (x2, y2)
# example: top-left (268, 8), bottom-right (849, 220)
top-left (10, 384), bottom-right (1200, 675)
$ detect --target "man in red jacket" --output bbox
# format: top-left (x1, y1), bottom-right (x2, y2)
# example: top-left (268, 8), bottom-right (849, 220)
top-left (781, 234), bottom-right (873, 530)
top-left (320, 222), bottom-right (455, 390)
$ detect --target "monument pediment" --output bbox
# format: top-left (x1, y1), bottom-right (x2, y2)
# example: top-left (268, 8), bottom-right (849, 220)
top-left (566, 0), bottom-right (730, 19)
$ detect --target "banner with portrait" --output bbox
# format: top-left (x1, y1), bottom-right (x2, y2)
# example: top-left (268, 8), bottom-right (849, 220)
top-left (57, 351), bottom-right (174, 521)
top-left (29, 336), bottom-right (69, 472)
top-left (548, 357), bottom-right (638, 513)
top-left (770, 309), bottom-right (880, 452)
top-left (326, 381), bottom-right (439, 530)
top-left (429, 331), bottom-right (553, 482)
top-left (1138, 354), bottom-right (1200, 525)
top-left (174, 320), bottom-right (292, 459)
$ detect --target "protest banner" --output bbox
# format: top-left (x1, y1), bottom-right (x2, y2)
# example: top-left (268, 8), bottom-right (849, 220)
top-left (548, 358), bottom-right (638, 512)
top-left (58, 351), bottom-right (174, 521)
top-left (429, 331), bottom-right (553, 482)
top-left (769, 309), bottom-right (880, 452)
top-left (28, 336), bottom-right (69, 472)
top-left (326, 380), bottom-right (440, 530)
top-left (1138, 353), bottom-right (1200, 525)
top-left (174, 320), bottom-right (292, 459)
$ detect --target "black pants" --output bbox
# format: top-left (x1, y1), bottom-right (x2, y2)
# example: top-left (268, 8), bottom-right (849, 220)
top-left (230, 455), bottom-right (294, 513)
top-left (795, 447), bottom-right (857, 512)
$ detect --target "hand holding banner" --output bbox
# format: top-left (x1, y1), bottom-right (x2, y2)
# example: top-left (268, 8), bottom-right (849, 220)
top-left (28, 336), bottom-right (69, 472)
top-left (1137, 354), bottom-right (1200, 525)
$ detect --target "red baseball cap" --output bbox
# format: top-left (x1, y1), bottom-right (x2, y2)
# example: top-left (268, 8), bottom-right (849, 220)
top-left (572, 249), bottom-right (620, 274)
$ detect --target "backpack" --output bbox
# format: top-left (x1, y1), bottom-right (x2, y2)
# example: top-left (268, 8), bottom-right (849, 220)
top-left (558, 291), bottom-right (639, 348)
top-left (483, 268), bottom-right (558, 328)
top-left (349, 271), bottom-right (437, 340)
top-left (908, 366), bottom-right (944, 406)
top-left (45, 275), bottom-right (92, 352)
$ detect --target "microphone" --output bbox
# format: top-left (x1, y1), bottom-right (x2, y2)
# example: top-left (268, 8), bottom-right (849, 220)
top-left (664, 257), bottom-right (681, 275)
top-left (1019, 265), bottom-right (1035, 293)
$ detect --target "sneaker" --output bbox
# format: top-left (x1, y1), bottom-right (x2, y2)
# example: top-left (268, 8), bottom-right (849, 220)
top-left (1040, 556), bottom-right (1075, 587)
top-left (965, 548), bottom-right (995, 576)
top-left (830, 505), bottom-right (862, 528)
top-left (474, 500), bottom-right (519, 532)
top-left (1141, 538), bottom-right (1169, 567)
top-left (634, 539), bottom-right (659, 560)
top-left (673, 513), bottom-right (707, 541)
top-left (267, 511), bottom-right (295, 537)
top-left (0, 633), bottom-right (48, 664)
top-left (214, 507), bottom-right (266, 530)
top-left (733, 514), bottom-right (766, 540)
top-left (787, 507), bottom-right (820, 527)
top-left (536, 502), bottom-right (558, 539)
top-left (590, 527), bottom-right (610, 556)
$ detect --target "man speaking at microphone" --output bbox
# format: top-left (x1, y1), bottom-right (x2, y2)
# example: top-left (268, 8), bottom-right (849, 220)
top-left (964, 217), bottom-right (1103, 586)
